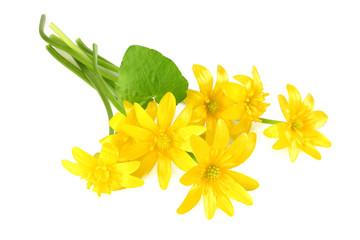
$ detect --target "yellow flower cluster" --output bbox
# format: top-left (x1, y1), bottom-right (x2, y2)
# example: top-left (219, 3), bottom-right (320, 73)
top-left (62, 64), bottom-right (330, 219)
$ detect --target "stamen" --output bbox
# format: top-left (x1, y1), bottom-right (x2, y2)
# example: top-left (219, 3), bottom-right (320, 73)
top-left (205, 165), bottom-right (221, 181)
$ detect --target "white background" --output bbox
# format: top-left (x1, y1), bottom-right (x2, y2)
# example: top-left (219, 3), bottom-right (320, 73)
top-left (1, 0), bottom-right (359, 239)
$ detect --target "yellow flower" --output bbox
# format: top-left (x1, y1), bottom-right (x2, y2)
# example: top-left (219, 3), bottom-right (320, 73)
top-left (222, 66), bottom-right (270, 135)
top-left (177, 120), bottom-right (259, 220)
top-left (100, 100), bottom-right (157, 177)
top-left (62, 143), bottom-right (144, 197)
top-left (121, 92), bottom-right (207, 190)
top-left (264, 84), bottom-right (331, 162)
top-left (185, 65), bottom-right (235, 142)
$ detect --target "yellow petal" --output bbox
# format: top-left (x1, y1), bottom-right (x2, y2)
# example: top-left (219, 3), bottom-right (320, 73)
top-left (213, 119), bottom-right (230, 152)
top-left (231, 117), bottom-right (252, 135)
top-left (112, 161), bottom-right (140, 175)
top-left (100, 134), bottom-right (123, 147)
top-left (176, 125), bottom-right (207, 140)
top-left (190, 135), bottom-right (210, 165)
top-left (134, 103), bottom-right (158, 133)
top-left (224, 170), bottom-right (259, 191)
top-left (273, 133), bottom-right (290, 150)
top-left (184, 89), bottom-right (204, 106)
top-left (221, 103), bottom-right (245, 120)
top-left (278, 94), bottom-right (291, 121)
top-left (216, 190), bottom-right (234, 217)
top-left (121, 124), bottom-right (153, 141)
top-left (203, 184), bottom-right (216, 220)
top-left (263, 122), bottom-right (287, 138)
top-left (221, 132), bottom-right (256, 168)
top-left (214, 65), bottom-right (229, 95)
top-left (288, 139), bottom-right (299, 162)
top-left (131, 152), bottom-right (157, 178)
top-left (171, 150), bottom-right (197, 171)
top-left (62, 160), bottom-right (83, 176)
top-left (191, 105), bottom-right (207, 124)
top-left (171, 104), bottom-right (193, 131)
top-left (300, 142), bottom-right (321, 160)
top-left (120, 175), bottom-right (144, 188)
top-left (157, 155), bottom-right (171, 190)
top-left (123, 101), bottom-right (136, 123)
top-left (179, 166), bottom-right (203, 186)
top-left (109, 113), bottom-right (127, 133)
top-left (305, 111), bottom-right (328, 129)
top-left (300, 93), bottom-right (314, 114)
top-left (287, 84), bottom-right (301, 112)
top-left (119, 141), bottom-right (150, 160)
top-left (307, 130), bottom-right (331, 147)
top-left (193, 64), bottom-right (213, 94)
top-left (157, 92), bottom-right (176, 130)
top-left (221, 82), bottom-right (247, 103)
top-left (72, 147), bottom-right (97, 168)
top-left (177, 183), bottom-right (202, 214)
top-left (233, 75), bottom-right (252, 86)
top-left (99, 143), bottom-right (119, 165)
top-left (145, 101), bottom-right (158, 121)
top-left (252, 66), bottom-right (263, 91)
top-left (219, 174), bottom-right (253, 205)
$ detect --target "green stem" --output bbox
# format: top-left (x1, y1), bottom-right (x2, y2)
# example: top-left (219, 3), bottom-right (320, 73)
top-left (259, 118), bottom-right (283, 125)
top-left (46, 45), bottom-right (94, 88)
top-left (39, 15), bottom-right (118, 82)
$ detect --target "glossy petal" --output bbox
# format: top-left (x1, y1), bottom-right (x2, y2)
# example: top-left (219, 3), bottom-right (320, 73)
top-left (109, 113), bottom-right (127, 133)
top-left (287, 84), bottom-right (301, 112)
top-left (171, 150), bottom-right (197, 171)
top-left (305, 111), bottom-right (328, 129)
top-left (120, 175), bottom-right (144, 188)
top-left (157, 155), bottom-right (172, 190)
top-left (190, 135), bottom-right (210, 165)
top-left (179, 166), bottom-right (203, 186)
top-left (300, 93), bottom-right (314, 113)
top-left (177, 183), bottom-right (202, 214)
top-left (278, 94), bottom-right (291, 121)
top-left (121, 124), bottom-right (153, 141)
top-left (184, 89), bottom-right (204, 106)
top-left (62, 160), bottom-right (83, 176)
top-left (176, 125), bottom-right (207, 140)
top-left (145, 101), bottom-right (158, 121)
top-left (221, 104), bottom-right (245, 120)
top-left (171, 104), bottom-right (193, 130)
top-left (123, 101), bottom-right (136, 123)
top-left (193, 64), bottom-right (213, 94)
top-left (263, 122), bottom-right (287, 138)
top-left (99, 143), bottom-right (119, 165)
top-left (221, 132), bottom-right (256, 168)
top-left (134, 103), bottom-right (158, 133)
top-left (288, 139), bottom-right (299, 162)
top-left (273, 133), bottom-right (290, 150)
top-left (231, 117), bottom-right (252, 135)
top-left (119, 141), bottom-right (150, 160)
top-left (203, 184), bottom-right (216, 220)
top-left (132, 152), bottom-right (157, 178)
top-left (233, 75), bottom-right (252, 86)
top-left (214, 65), bottom-right (229, 95)
top-left (216, 190), bottom-right (234, 217)
top-left (252, 66), bottom-right (263, 91)
top-left (72, 147), bottom-right (97, 168)
top-left (224, 170), bottom-right (259, 191)
top-left (157, 92), bottom-right (176, 129)
top-left (307, 130), bottom-right (331, 147)
top-left (213, 119), bottom-right (230, 151)
top-left (221, 82), bottom-right (247, 103)
top-left (301, 142), bottom-right (321, 160)
top-left (219, 174), bottom-right (253, 205)
top-left (112, 161), bottom-right (140, 175)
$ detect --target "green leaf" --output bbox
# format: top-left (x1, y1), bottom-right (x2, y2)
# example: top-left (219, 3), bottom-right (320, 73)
top-left (116, 45), bottom-right (188, 108)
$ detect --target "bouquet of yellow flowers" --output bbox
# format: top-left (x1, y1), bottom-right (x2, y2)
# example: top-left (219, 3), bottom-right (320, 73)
top-left (39, 14), bottom-right (331, 220)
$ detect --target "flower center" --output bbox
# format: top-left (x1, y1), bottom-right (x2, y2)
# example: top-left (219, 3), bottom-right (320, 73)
top-left (94, 165), bottom-right (111, 183)
top-left (157, 133), bottom-right (172, 150)
top-left (292, 119), bottom-right (303, 130)
top-left (205, 165), bottom-right (221, 181)
top-left (206, 100), bottom-right (218, 113)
